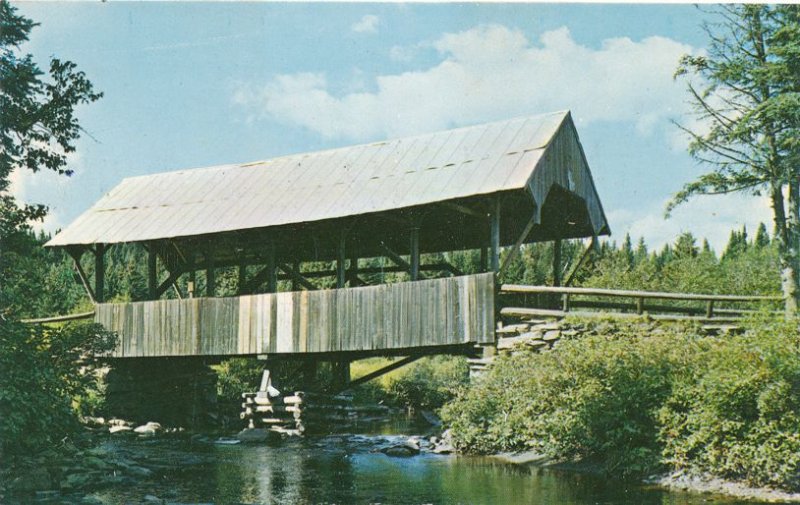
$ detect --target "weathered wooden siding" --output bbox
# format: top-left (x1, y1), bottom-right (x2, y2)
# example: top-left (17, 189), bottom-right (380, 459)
top-left (96, 273), bottom-right (495, 358)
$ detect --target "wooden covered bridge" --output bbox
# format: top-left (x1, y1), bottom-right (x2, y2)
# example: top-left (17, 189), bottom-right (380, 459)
top-left (46, 110), bottom-right (611, 426)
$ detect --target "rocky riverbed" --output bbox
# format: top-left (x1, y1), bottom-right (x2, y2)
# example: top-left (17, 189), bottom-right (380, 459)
top-left (0, 413), bottom-right (454, 504)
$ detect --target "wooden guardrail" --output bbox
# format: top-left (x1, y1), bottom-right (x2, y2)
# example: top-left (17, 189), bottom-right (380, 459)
top-left (499, 284), bottom-right (783, 322)
top-left (20, 310), bottom-right (96, 324)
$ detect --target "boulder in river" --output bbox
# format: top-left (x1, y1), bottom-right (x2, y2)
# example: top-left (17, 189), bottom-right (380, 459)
top-left (381, 441), bottom-right (420, 457)
top-left (236, 428), bottom-right (274, 443)
top-left (133, 421), bottom-right (163, 436)
top-left (109, 425), bottom-right (133, 434)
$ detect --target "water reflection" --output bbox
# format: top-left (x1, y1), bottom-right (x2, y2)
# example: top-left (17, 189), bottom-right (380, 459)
top-left (89, 434), bottom-right (765, 505)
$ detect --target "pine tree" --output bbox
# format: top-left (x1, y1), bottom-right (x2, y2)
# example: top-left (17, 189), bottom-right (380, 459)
top-left (670, 5), bottom-right (800, 314)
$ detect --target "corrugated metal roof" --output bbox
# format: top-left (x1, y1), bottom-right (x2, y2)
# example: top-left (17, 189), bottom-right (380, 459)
top-left (48, 110), bottom-right (601, 246)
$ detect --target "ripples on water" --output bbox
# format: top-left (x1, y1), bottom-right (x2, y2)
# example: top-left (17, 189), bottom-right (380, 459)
top-left (86, 430), bottom-right (764, 505)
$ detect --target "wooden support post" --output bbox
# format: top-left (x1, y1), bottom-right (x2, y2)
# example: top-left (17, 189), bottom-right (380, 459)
top-left (706, 300), bottom-right (715, 319)
top-left (147, 243), bottom-right (157, 300)
top-left (238, 261), bottom-right (247, 295)
top-left (291, 260), bottom-right (299, 291)
top-left (347, 251), bottom-right (359, 287)
top-left (206, 249), bottom-right (215, 298)
top-left (301, 360), bottom-right (318, 390)
top-left (331, 360), bottom-right (350, 392)
top-left (552, 239), bottom-right (562, 287)
top-left (337, 232), bottom-right (347, 289)
top-left (266, 242), bottom-right (277, 293)
top-left (636, 297), bottom-right (644, 315)
top-left (562, 293), bottom-right (571, 312)
top-left (188, 254), bottom-right (196, 298)
top-left (409, 227), bottom-right (420, 281)
top-left (95, 243), bottom-right (106, 303)
top-left (480, 247), bottom-right (488, 273)
top-left (490, 199), bottom-right (501, 273)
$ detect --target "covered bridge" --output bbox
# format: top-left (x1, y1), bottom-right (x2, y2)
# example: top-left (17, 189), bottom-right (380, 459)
top-left (47, 110), bottom-right (609, 360)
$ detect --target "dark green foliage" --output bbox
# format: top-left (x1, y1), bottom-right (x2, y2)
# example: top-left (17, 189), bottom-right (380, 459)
top-left (441, 319), bottom-right (703, 474)
top-left (658, 317), bottom-right (800, 490)
top-left (0, 0), bottom-right (101, 236)
top-left (215, 358), bottom-right (265, 401)
top-left (0, 320), bottom-right (116, 456)
top-left (387, 355), bottom-right (469, 411)
top-left (442, 318), bottom-right (800, 491)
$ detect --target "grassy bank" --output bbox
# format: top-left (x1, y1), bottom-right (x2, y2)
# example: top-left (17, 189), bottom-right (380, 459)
top-left (440, 317), bottom-right (800, 492)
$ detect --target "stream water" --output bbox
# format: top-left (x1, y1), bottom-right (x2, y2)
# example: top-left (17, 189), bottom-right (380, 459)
top-left (55, 420), bottom-right (766, 505)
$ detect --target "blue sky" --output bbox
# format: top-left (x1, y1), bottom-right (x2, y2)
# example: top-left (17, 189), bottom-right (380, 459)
top-left (12, 2), bottom-right (773, 251)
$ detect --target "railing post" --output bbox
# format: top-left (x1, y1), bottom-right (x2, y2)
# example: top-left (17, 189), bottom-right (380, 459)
top-left (636, 297), bottom-right (644, 315)
top-left (562, 293), bottom-right (570, 313)
top-left (706, 300), bottom-right (714, 319)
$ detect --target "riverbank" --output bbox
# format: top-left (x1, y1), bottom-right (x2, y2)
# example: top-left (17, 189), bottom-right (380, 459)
top-left (442, 317), bottom-right (800, 498)
top-left (492, 449), bottom-right (800, 502)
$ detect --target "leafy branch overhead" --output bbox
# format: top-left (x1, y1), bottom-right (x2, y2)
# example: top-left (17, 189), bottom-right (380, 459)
top-left (0, 0), bottom-right (102, 225)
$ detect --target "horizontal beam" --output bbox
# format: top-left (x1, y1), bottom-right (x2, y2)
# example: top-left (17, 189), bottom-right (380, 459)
top-left (500, 284), bottom-right (781, 303)
top-left (499, 306), bottom-right (742, 324)
top-left (21, 311), bottom-right (96, 324)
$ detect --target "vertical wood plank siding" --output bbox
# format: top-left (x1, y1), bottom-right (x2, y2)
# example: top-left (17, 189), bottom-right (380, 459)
top-left (96, 273), bottom-right (495, 358)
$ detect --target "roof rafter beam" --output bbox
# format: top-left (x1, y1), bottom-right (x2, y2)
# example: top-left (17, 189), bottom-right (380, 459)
top-left (440, 201), bottom-right (484, 218)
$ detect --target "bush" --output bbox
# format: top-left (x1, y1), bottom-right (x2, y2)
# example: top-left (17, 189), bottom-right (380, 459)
top-left (658, 317), bottom-right (800, 490)
top-left (388, 355), bottom-right (469, 411)
top-left (0, 320), bottom-right (117, 458)
top-left (441, 318), bottom-right (800, 490)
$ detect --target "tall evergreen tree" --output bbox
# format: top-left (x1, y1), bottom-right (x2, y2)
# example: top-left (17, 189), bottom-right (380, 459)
top-left (670, 5), bottom-right (800, 314)
top-left (755, 222), bottom-right (771, 248)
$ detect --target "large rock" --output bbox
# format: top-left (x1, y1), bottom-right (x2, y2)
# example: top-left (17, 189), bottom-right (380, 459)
top-left (109, 425), bottom-right (133, 434)
top-left (236, 428), bottom-right (273, 443)
top-left (542, 330), bottom-right (561, 341)
top-left (134, 421), bottom-right (163, 436)
top-left (381, 438), bottom-right (421, 457)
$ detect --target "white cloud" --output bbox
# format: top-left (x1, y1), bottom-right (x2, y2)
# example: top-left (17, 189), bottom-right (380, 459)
top-left (234, 24), bottom-right (699, 142)
top-left (351, 15), bottom-right (380, 34)
top-left (5, 149), bottom-right (83, 233)
top-left (608, 192), bottom-right (774, 252)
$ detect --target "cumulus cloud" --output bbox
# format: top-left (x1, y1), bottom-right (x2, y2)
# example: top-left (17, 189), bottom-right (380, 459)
top-left (6, 150), bottom-right (83, 233)
top-left (608, 192), bottom-right (774, 252)
top-left (233, 24), bottom-right (699, 142)
top-left (351, 14), bottom-right (380, 34)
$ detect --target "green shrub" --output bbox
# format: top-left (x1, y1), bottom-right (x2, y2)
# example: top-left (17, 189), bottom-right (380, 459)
top-left (442, 318), bottom-right (800, 490)
top-left (442, 320), bottom-right (702, 474)
top-left (388, 355), bottom-right (469, 411)
top-left (215, 358), bottom-right (265, 401)
top-left (0, 320), bottom-right (117, 458)
top-left (658, 317), bottom-right (800, 490)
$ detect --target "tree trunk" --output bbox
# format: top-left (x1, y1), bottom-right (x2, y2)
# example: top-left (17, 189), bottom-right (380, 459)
top-left (771, 183), bottom-right (799, 316)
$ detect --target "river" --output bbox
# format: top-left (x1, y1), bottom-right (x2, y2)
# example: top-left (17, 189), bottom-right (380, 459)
top-left (55, 420), bottom-right (764, 505)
